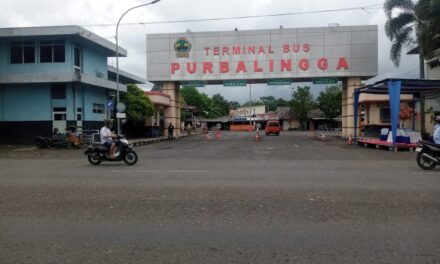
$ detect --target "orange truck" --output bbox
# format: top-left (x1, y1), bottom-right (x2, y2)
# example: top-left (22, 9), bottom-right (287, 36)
top-left (265, 120), bottom-right (281, 136)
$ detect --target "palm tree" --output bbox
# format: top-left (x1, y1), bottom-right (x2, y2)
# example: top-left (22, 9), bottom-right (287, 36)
top-left (384, 0), bottom-right (440, 134)
top-left (384, 0), bottom-right (423, 78)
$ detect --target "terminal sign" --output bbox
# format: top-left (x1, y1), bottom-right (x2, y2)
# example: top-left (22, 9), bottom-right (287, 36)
top-left (147, 26), bottom-right (378, 81)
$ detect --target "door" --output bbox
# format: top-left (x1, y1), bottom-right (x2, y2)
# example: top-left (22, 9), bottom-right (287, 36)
top-left (53, 107), bottom-right (67, 132)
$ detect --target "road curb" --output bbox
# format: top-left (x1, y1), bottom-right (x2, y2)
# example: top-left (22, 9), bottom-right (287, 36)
top-left (131, 133), bottom-right (200, 147)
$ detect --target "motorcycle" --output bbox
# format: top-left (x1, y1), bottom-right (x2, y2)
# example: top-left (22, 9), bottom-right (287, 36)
top-left (35, 134), bottom-right (71, 149)
top-left (415, 140), bottom-right (440, 170)
top-left (84, 135), bottom-right (138, 165)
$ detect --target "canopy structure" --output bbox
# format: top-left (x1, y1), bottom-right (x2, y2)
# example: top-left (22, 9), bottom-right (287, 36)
top-left (354, 78), bottom-right (440, 145)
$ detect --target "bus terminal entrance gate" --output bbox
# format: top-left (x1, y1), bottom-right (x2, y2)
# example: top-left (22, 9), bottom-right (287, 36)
top-left (146, 25), bottom-right (378, 138)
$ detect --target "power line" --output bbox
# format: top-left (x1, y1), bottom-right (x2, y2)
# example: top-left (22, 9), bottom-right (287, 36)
top-left (82, 3), bottom-right (383, 28)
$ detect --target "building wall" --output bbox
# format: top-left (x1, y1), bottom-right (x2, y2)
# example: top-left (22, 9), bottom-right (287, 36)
top-left (81, 44), bottom-right (108, 78)
top-left (425, 48), bottom-right (440, 79)
top-left (0, 83), bottom-right (51, 121)
top-left (0, 37), bottom-right (108, 79)
top-left (83, 86), bottom-right (107, 122)
top-left (0, 36), bottom-right (73, 75)
top-left (366, 102), bottom-right (383, 124)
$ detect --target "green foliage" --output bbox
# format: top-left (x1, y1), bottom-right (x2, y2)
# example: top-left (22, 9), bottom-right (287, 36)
top-left (229, 101), bottom-right (241, 110)
top-left (211, 93), bottom-right (230, 116)
top-left (259, 96), bottom-right (290, 112)
top-left (241, 100), bottom-right (265, 107)
top-left (317, 85), bottom-right (342, 120)
top-left (384, 0), bottom-right (440, 68)
top-left (290, 86), bottom-right (316, 129)
top-left (121, 84), bottom-right (154, 122)
top-left (180, 87), bottom-right (226, 118)
top-left (181, 86), bottom-right (206, 111)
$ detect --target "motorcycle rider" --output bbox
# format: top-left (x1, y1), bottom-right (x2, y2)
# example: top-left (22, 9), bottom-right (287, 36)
top-left (100, 119), bottom-right (116, 159)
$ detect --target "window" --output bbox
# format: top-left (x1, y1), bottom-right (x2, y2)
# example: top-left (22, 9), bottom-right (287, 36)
top-left (429, 60), bottom-right (440, 69)
top-left (10, 41), bottom-right (35, 64)
top-left (40, 40), bottom-right (65, 63)
top-left (93, 103), bottom-right (104, 114)
top-left (77, 107), bottom-right (82, 121)
top-left (380, 107), bottom-right (390, 123)
top-left (53, 107), bottom-right (66, 121)
top-left (74, 46), bottom-right (81, 68)
top-left (51, 84), bottom-right (66, 99)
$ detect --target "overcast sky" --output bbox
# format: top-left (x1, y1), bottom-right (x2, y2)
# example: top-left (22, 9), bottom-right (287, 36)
top-left (0, 0), bottom-right (420, 103)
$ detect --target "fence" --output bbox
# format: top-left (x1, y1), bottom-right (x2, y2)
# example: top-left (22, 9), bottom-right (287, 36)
top-left (81, 129), bottom-right (100, 145)
top-left (313, 128), bottom-right (342, 139)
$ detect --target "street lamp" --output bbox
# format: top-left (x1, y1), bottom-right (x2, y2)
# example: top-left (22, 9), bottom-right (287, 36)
top-left (115, 0), bottom-right (161, 133)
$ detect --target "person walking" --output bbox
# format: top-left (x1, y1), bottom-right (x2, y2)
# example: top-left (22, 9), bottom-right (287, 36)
top-left (168, 122), bottom-right (175, 139)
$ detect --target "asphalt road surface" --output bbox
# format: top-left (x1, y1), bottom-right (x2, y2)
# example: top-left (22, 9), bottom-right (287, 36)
top-left (1, 131), bottom-right (440, 263)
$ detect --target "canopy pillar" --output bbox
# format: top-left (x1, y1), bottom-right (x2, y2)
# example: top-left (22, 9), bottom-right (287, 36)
top-left (162, 82), bottom-right (181, 138)
top-left (342, 77), bottom-right (362, 138)
top-left (388, 80), bottom-right (401, 146)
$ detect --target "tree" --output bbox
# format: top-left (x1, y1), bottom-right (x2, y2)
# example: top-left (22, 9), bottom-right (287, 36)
top-left (180, 86), bottom-right (206, 112)
top-left (121, 84), bottom-right (154, 123)
top-left (276, 98), bottom-right (289, 107)
top-left (200, 92), bottom-right (222, 118)
top-left (317, 85), bottom-right (342, 121)
top-left (290, 86), bottom-right (315, 129)
top-left (120, 84), bottom-right (154, 137)
top-left (180, 87), bottom-right (223, 118)
top-left (229, 101), bottom-right (240, 110)
top-left (241, 100), bottom-right (264, 107)
top-left (211, 93), bottom-right (230, 116)
top-left (384, 0), bottom-right (440, 78)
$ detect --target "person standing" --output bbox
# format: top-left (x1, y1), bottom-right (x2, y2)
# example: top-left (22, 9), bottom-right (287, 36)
top-left (433, 116), bottom-right (440, 144)
top-left (168, 122), bottom-right (175, 139)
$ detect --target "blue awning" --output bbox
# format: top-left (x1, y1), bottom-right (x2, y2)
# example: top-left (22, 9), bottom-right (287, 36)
top-left (354, 78), bottom-right (440, 145)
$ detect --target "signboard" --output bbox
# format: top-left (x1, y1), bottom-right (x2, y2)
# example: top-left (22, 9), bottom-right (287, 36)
top-left (312, 78), bottom-right (338, 85)
top-left (107, 100), bottom-right (114, 109)
top-left (181, 81), bottom-right (205, 87)
top-left (223, 80), bottom-right (247, 87)
top-left (116, 112), bottom-right (126, 119)
top-left (267, 79), bottom-right (292, 86)
top-left (116, 102), bottom-right (125, 113)
top-left (147, 25), bottom-right (378, 82)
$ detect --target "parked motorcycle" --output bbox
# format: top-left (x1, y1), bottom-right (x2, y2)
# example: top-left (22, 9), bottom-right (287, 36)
top-left (34, 134), bottom-right (71, 148)
top-left (84, 135), bottom-right (138, 165)
top-left (415, 140), bottom-right (440, 170)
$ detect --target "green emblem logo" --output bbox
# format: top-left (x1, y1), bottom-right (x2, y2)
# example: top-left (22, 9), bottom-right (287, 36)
top-left (174, 37), bottom-right (191, 58)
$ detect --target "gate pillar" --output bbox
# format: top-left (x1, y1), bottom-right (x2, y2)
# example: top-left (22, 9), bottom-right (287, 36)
top-left (162, 82), bottom-right (181, 138)
top-left (342, 77), bottom-right (362, 138)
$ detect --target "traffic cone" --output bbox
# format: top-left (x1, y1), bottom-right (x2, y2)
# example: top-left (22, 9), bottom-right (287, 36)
top-left (347, 136), bottom-right (353, 145)
top-left (255, 131), bottom-right (260, 142)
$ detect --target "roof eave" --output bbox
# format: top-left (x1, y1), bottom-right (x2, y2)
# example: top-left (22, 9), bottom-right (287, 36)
top-left (0, 25), bottom-right (127, 57)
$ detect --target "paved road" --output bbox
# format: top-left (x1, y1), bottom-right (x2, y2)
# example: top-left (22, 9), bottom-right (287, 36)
top-left (1, 132), bottom-right (440, 263)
